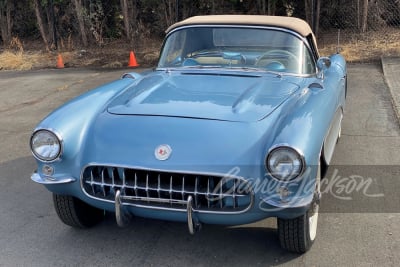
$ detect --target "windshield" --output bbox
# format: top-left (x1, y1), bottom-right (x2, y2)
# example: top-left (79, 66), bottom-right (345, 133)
top-left (158, 27), bottom-right (316, 75)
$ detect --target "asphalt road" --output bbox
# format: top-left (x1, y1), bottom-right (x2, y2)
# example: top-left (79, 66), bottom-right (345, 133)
top-left (0, 65), bottom-right (399, 266)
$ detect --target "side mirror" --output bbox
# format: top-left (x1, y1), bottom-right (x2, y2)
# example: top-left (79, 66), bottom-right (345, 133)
top-left (317, 57), bottom-right (331, 79)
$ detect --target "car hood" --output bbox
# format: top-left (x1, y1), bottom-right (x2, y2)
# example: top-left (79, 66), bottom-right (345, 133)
top-left (107, 71), bottom-right (300, 122)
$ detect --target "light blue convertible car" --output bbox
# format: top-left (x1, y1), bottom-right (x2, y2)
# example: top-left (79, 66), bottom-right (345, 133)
top-left (30, 15), bottom-right (346, 253)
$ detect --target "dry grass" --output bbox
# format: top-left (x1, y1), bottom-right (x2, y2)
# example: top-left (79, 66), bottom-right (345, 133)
top-left (0, 51), bottom-right (32, 70)
top-left (319, 27), bottom-right (400, 62)
top-left (0, 50), bottom-right (77, 71)
top-left (0, 48), bottom-right (159, 71)
top-left (0, 36), bottom-right (161, 71)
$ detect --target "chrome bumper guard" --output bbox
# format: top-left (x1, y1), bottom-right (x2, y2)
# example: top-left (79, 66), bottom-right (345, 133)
top-left (115, 189), bottom-right (202, 234)
top-left (187, 195), bottom-right (201, 234)
top-left (115, 190), bottom-right (133, 227)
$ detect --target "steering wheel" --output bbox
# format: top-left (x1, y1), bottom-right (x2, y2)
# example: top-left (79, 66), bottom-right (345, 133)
top-left (255, 50), bottom-right (299, 71)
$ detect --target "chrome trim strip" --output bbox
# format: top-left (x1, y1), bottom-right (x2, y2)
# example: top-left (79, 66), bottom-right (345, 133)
top-left (323, 107), bottom-right (343, 165)
top-left (157, 67), bottom-right (315, 78)
top-left (115, 191), bottom-right (255, 215)
top-left (31, 172), bottom-right (75, 184)
top-left (116, 193), bottom-right (251, 214)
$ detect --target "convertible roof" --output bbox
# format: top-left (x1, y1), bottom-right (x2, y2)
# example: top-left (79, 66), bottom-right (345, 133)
top-left (166, 15), bottom-right (314, 38)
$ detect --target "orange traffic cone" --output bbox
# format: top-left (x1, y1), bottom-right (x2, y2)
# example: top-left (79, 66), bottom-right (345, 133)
top-left (128, 51), bottom-right (139, 67)
top-left (56, 54), bottom-right (64, 69)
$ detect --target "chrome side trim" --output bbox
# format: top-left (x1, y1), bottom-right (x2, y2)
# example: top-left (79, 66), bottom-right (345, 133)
top-left (323, 107), bottom-right (343, 165)
top-left (31, 172), bottom-right (75, 184)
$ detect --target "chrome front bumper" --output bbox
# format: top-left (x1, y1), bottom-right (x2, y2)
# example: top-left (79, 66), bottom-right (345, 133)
top-left (31, 171), bottom-right (76, 185)
top-left (115, 189), bottom-right (213, 234)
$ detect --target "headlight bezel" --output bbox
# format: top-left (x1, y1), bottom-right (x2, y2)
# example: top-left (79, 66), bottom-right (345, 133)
top-left (30, 129), bottom-right (63, 162)
top-left (266, 145), bottom-right (306, 181)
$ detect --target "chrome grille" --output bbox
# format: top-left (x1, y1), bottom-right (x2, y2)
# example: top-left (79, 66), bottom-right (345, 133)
top-left (82, 165), bottom-right (253, 213)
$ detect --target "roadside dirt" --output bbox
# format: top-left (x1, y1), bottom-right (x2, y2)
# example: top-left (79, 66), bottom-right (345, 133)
top-left (0, 39), bottom-right (161, 71)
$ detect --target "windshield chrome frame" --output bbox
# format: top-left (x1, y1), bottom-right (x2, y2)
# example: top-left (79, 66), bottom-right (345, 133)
top-left (157, 24), bottom-right (318, 77)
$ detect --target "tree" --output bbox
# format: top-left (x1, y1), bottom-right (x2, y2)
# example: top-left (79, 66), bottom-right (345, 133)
top-left (0, 0), bottom-right (13, 45)
top-left (89, 0), bottom-right (105, 46)
top-left (33, 0), bottom-right (50, 51)
top-left (268, 0), bottom-right (277, 15)
top-left (304, 0), bottom-right (320, 36)
top-left (72, 0), bottom-right (88, 46)
top-left (257, 0), bottom-right (267, 14)
top-left (361, 0), bottom-right (368, 32)
top-left (163, 0), bottom-right (176, 27)
top-left (120, 0), bottom-right (130, 40)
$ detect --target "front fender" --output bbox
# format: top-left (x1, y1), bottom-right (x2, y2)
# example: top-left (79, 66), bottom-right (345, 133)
top-left (260, 81), bottom-right (339, 208)
top-left (32, 76), bottom-right (142, 187)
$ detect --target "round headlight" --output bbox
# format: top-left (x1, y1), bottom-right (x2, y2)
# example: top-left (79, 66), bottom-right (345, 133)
top-left (266, 146), bottom-right (304, 181)
top-left (30, 130), bottom-right (62, 162)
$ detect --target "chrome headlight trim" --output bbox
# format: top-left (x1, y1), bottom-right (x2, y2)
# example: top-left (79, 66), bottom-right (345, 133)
top-left (30, 129), bottom-right (63, 162)
top-left (265, 145), bottom-right (306, 181)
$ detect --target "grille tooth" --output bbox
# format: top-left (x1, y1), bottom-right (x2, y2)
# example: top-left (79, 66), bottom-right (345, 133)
top-left (220, 178), bottom-right (223, 209)
top-left (101, 168), bottom-right (106, 197)
top-left (134, 173), bottom-right (138, 197)
top-left (181, 176), bottom-right (185, 201)
top-left (207, 179), bottom-right (210, 208)
top-left (194, 176), bottom-right (199, 208)
top-left (145, 174), bottom-right (149, 201)
top-left (233, 179), bottom-right (237, 209)
top-left (90, 171), bottom-right (96, 195)
top-left (82, 165), bottom-right (252, 212)
top-left (157, 174), bottom-right (161, 199)
top-left (168, 176), bottom-right (172, 204)
top-left (122, 169), bottom-right (126, 194)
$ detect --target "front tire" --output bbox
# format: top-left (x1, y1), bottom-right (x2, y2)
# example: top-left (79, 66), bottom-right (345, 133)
top-left (53, 194), bottom-right (104, 228)
top-left (277, 164), bottom-right (321, 253)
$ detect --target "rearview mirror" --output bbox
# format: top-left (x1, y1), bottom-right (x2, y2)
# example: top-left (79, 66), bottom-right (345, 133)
top-left (317, 57), bottom-right (331, 79)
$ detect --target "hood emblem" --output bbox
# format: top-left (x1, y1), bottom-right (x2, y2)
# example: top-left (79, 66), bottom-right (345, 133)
top-left (155, 144), bottom-right (172, 161)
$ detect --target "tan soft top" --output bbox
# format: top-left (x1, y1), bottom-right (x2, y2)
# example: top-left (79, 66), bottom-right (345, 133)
top-left (166, 15), bottom-right (314, 38)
